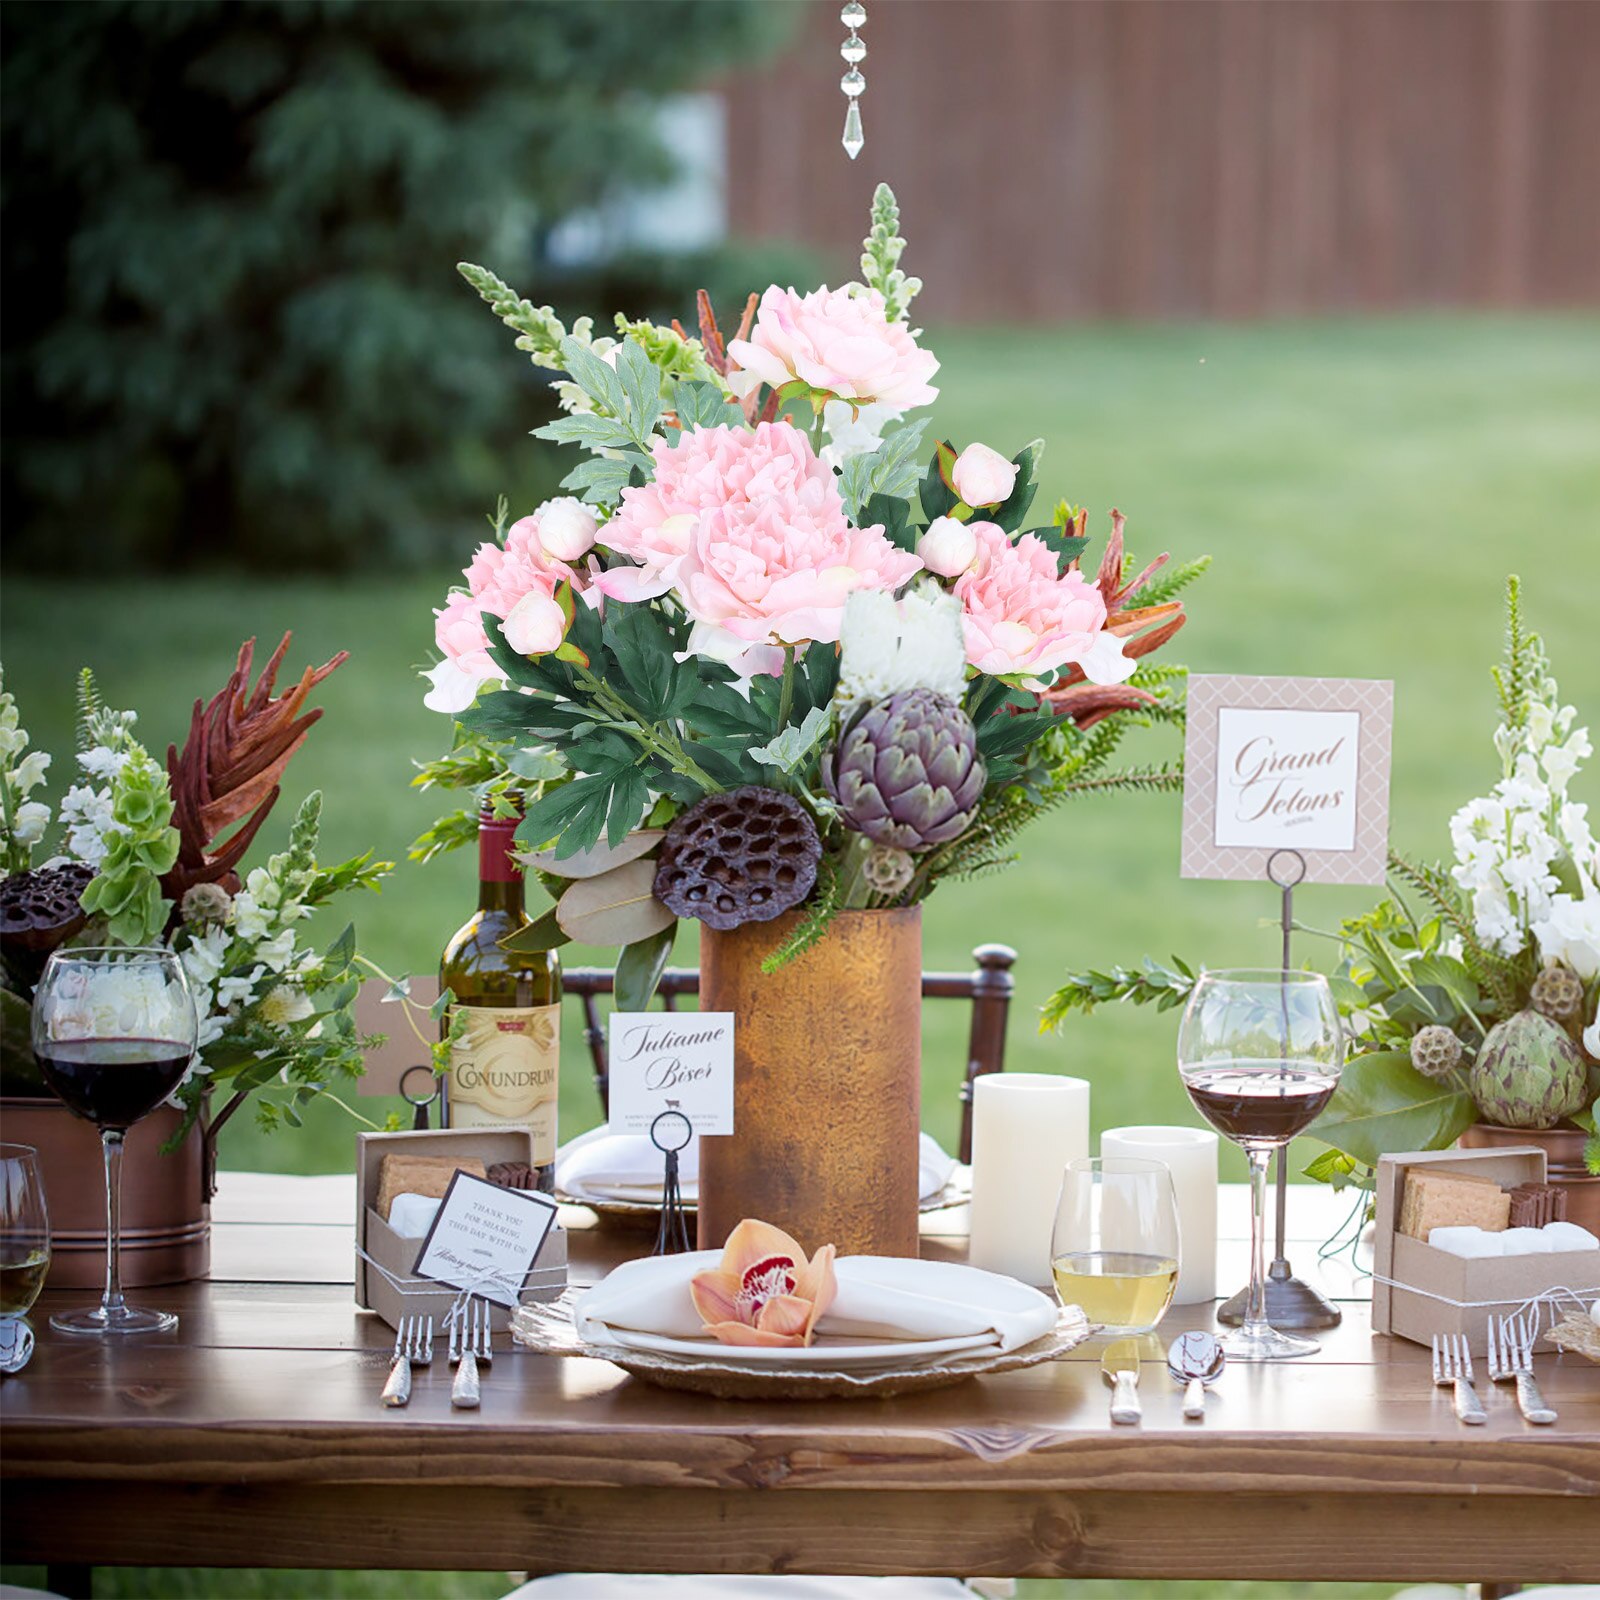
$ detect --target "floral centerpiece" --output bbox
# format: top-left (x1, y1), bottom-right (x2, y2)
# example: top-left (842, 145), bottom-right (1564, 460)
top-left (1044, 579), bottom-right (1600, 1215)
top-left (0, 638), bottom-right (388, 1169)
top-left (421, 185), bottom-right (1205, 1252)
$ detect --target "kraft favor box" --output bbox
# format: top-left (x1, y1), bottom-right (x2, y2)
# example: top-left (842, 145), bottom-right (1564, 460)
top-left (356, 1127), bottom-right (566, 1334)
top-left (1372, 1145), bottom-right (1599, 1351)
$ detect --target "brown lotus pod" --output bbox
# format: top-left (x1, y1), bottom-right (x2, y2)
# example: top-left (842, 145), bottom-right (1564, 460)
top-left (0, 863), bottom-right (95, 992)
top-left (653, 786), bottom-right (821, 932)
top-left (486, 1161), bottom-right (536, 1191)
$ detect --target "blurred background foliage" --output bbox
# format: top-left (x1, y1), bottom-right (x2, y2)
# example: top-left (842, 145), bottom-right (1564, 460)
top-left (1, 0), bottom-right (806, 573)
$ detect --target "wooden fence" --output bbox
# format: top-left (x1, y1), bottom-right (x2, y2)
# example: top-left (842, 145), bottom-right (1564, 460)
top-left (723, 0), bottom-right (1600, 321)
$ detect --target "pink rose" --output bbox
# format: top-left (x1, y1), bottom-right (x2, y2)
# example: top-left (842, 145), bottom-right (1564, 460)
top-left (599, 420), bottom-right (922, 664)
top-left (951, 443), bottom-right (1019, 509)
top-left (917, 515), bottom-right (978, 578)
top-left (954, 521), bottom-right (1134, 688)
top-left (726, 285), bottom-right (939, 410)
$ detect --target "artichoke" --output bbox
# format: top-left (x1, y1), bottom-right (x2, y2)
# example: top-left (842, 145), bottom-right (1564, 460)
top-left (822, 689), bottom-right (986, 853)
top-left (1468, 1009), bottom-right (1589, 1129)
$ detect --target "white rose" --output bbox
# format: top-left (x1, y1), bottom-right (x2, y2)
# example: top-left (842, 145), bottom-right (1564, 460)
top-left (950, 443), bottom-right (1019, 509)
top-left (1533, 894), bottom-right (1600, 980)
top-left (503, 588), bottom-right (566, 657)
top-left (536, 498), bottom-right (599, 562)
top-left (916, 515), bottom-right (979, 578)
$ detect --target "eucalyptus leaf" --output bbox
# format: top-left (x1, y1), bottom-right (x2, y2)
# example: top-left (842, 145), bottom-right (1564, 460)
top-left (554, 858), bottom-right (675, 946)
top-left (614, 924), bottom-right (677, 1012)
top-left (1309, 1050), bottom-right (1477, 1168)
top-left (498, 908), bottom-right (571, 956)
top-left (522, 828), bottom-right (664, 880)
top-left (750, 706), bottom-right (832, 774)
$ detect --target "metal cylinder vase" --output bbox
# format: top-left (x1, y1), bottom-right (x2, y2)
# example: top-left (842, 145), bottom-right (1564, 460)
top-left (696, 906), bottom-right (922, 1259)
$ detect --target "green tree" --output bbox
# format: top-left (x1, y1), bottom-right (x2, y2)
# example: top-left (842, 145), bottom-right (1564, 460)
top-left (1, 0), bottom-right (795, 571)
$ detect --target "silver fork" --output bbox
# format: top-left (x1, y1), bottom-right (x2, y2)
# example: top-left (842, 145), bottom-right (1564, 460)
top-left (1431, 1332), bottom-right (1487, 1425)
top-left (450, 1297), bottom-right (490, 1410)
top-left (1489, 1313), bottom-right (1557, 1425)
top-left (381, 1313), bottom-right (434, 1408)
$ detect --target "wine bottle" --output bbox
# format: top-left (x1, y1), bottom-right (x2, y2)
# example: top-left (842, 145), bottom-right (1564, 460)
top-left (439, 809), bottom-right (560, 1185)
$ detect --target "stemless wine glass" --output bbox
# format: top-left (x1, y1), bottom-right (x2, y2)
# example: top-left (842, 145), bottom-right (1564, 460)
top-left (30, 947), bottom-right (196, 1336)
top-left (1177, 969), bottom-right (1344, 1361)
top-left (1050, 1156), bottom-right (1181, 1336)
top-left (0, 1142), bottom-right (51, 1372)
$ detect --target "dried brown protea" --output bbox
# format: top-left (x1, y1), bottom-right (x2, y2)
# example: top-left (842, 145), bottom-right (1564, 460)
top-left (163, 635), bottom-right (347, 901)
top-left (654, 786), bottom-right (821, 931)
top-left (1042, 509), bottom-right (1189, 730)
top-left (0, 862), bottom-right (95, 992)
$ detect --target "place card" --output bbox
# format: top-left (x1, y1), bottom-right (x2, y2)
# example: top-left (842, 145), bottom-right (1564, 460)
top-left (607, 1010), bottom-right (735, 1135)
top-left (411, 1170), bottom-right (559, 1307)
top-left (1182, 675), bottom-right (1393, 885)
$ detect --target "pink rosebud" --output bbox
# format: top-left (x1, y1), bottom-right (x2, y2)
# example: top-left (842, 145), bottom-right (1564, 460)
top-left (536, 498), bottom-right (599, 562)
top-left (502, 588), bottom-right (566, 657)
top-left (917, 515), bottom-right (978, 578)
top-left (951, 443), bottom-right (1019, 509)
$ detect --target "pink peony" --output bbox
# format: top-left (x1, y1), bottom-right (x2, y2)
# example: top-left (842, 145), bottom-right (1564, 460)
top-left (598, 420), bottom-right (922, 665)
top-left (425, 501), bottom-right (584, 712)
top-left (954, 521), bottom-right (1135, 688)
top-left (951, 443), bottom-right (1019, 509)
top-left (917, 515), bottom-right (978, 578)
top-left (726, 285), bottom-right (939, 410)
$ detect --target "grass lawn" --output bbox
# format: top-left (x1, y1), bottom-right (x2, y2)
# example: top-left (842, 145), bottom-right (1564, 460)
top-left (2, 311), bottom-right (1597, 1600)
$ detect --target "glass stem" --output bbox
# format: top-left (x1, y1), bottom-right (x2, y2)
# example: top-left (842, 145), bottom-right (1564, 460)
top-left (1244, 1146), bottom-right (1273, 1338)
top-left (101, 1129), bottom-right (126, 1318)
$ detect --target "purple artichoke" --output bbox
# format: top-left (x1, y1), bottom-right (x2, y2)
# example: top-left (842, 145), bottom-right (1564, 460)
top-left (822, 689), bottom-right (986, 853)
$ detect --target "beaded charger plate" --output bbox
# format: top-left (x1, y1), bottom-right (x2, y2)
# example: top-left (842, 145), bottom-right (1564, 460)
top-left (510, 1289), bottom-right (1092, 1399)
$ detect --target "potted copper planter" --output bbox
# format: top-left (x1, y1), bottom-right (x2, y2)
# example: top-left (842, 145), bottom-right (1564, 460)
top-left (1457, 1120), bottom-right (1599, 1234)
top-left (696, 906), bottom-right (922, 1259)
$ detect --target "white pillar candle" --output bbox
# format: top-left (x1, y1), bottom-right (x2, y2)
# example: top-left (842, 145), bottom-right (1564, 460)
top-left (1100, 1124), bottom-right (1219, 1305)
top-left (968, 1073), bottom-right (1090, 1285)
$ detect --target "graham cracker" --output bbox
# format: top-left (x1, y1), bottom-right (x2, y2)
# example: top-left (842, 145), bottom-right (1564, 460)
top-left (1398, 1167), bottom-right (1510, 1240)
top-left (376, 1153), bottom-right (486, 1220)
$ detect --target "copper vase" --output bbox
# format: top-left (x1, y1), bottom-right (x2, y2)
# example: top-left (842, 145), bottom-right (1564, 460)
top-left (696, 906), bottom-right (922, 1259)
top-left (0, 1098), bottom-right (210, 1288)
top-left (1457, 1120), bottom-right (1600, 1234)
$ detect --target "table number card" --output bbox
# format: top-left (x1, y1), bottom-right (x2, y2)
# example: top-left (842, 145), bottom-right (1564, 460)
top-left (411, 1171), bottom-right (559, 1307)
top-left (1182, 675), bottom-right (1393, 885)
top-left (607, 1011), bottom-right (735, 1135)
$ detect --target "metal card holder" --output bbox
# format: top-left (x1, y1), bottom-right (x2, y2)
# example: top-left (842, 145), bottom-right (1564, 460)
top-left (650, 1109), bottom-right (694, 1256)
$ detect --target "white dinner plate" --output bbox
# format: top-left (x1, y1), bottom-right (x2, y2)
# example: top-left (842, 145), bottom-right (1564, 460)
top-left (592, 1324), bottom-right (996, 1367)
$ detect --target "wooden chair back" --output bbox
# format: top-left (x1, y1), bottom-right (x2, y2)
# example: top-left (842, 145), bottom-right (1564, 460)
top-left (355, 943), bottom-right (1015, 1162)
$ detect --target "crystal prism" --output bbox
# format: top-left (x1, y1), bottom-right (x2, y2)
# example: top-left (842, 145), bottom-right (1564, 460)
top-left (840, 1), bottom-right (867, 27)
top-left (842, 100), bottom-right (864, 160)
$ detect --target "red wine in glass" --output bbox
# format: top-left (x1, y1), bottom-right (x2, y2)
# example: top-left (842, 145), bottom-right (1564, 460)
top-left (1182, 1061), bottom-right (1338, 1148)
top-left (33, 1037), bottom-right (191, 1131)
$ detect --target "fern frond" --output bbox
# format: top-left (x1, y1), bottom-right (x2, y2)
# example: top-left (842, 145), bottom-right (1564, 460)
top-left (76, 668), bottom-right (101, 751)
top-left (762, 858), bottom-right (840, 974)
top-left (1135, 554), bottom-right (1212, 609)
top-left (1386, 848), bottom-right (1521, 1013)
top-left (1054, 763), bottom-right (1185, 800)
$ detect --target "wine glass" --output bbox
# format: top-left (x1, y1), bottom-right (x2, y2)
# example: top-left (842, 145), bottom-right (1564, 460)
top-left (1050, 1156), bottom-right (1181, 1336)
top-left (30, 947), bottom-right (197, 1336)
top-left (0, 1142), bottom-right (50, 1372)
top-left (1177, 968), bottom-right (1344, 1361)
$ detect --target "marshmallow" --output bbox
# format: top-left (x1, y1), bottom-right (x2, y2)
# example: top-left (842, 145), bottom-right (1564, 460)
top-left (1498, 1226), bottom-right (1558, 1254)
top-left (1427, 1226), bottom-right (1506, 1258)
top-left (386, 1191), bottom-right (442, 1239)
top-left (1540, 1220), bottom-right (1599, 1252)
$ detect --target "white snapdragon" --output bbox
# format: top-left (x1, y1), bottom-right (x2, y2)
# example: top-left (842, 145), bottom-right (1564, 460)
top-left (13, 802), bottom-right (49, 845)
top-left (254, 929), bottom-right (298, 973)
top-left (836, 583), bottom-right (969, 714)
top-left (79, 746), bottom-right (131, 783)
top-left (1532, 894), bottom-right (1600, 981)
top-left (57, 783), bottom-right (118, 865)
top-left (216, 965), bottom-right (267, 1013)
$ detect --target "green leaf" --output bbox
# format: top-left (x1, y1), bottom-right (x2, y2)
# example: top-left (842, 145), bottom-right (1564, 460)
top-left (1309, 1050), bottom-right (1478, 1168)
top-left (614, 924), bottom-right (677, 1012)
top-left (560, 336), bottom-right (627, 417)
top-left (1022, 526), bottom-right (1090, 575)
top-left (499, 906), bottom-right (571, 955)
top-left (749, 705), bottom-right (833, 774)
top-left (603, 764), bottom-right (650, 849)
top-left (837, 419), bottom-right (929, 517)
top-left (554, 858), bottom-right (674, 946)
top-left (429, 987), bottom-right (456, 1022)
top-left (672, 379), bottom-right (739, 432)
top-left (861, 490), bottom-right (914, 554)
top-left (615, 337), bottom-right (662, 442)
top-left (919, 442), bottom-right (957, 522)
top-left (560, 455), bottom-right (633, 504)
top-left (534, 413), bottom-right (638, 452)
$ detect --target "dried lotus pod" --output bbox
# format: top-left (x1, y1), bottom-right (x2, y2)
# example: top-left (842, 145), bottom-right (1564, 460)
top-left (486, 1161), bottom-right (536, 1191)
top-left (654, 786), bottom-right (820, 931)
top-left (0, 863), bottom-right (96, 992)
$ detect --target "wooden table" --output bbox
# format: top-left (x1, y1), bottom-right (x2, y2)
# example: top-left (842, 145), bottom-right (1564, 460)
top-left (3, 1173), bottom-right (1598, 1587)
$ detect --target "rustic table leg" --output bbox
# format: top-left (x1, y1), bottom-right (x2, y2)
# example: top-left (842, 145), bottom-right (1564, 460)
top-left (46, 1565), bottom-right (92, 1599)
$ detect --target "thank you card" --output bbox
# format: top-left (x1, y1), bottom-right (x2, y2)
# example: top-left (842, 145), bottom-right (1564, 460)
top-left (1182, 675), bottom-right (1393, 884)
top-left (607, 1011), bottom-right (735, 1135)
top-left (412, 1171), bottom-right (559, 1307)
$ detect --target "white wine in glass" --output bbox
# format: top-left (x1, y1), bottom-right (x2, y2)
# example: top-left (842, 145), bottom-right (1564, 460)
top-left (1051, 1156), bottom-right (1181, 1336)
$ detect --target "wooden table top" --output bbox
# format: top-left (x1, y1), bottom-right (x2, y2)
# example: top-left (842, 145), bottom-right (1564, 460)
top-left (4, 1172), bottom-right (1598, 1584)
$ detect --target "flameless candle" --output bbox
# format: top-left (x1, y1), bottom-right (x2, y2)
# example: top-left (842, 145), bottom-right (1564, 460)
top-left (968, 1073), bottom-right (1090, 1284)
top-left (1100, 1124), bottom-right (1219, 1305)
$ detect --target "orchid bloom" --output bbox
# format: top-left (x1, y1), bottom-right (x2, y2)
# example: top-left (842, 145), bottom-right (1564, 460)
top-left (688, 1219), bottom-right (838, 1348)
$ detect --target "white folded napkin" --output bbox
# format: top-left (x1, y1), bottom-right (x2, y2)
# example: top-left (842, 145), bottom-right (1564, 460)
top-left (557, 1127), bottom-right (957, 1206)
top-left (575, 1251), bottom-right (1056, 1355)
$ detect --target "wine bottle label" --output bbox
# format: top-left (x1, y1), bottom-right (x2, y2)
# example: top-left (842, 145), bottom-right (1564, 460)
top-left (446, 1003), bottom-right (559, 1158)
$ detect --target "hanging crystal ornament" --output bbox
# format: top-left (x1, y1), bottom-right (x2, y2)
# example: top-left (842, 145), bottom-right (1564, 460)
top-left (839, 2), bottom-right (867, 159)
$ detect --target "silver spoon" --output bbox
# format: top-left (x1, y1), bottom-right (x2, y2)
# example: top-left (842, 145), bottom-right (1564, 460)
top-left (1167, 1330), bottom-right (1225, 1420)
top-left (0, 1318), bottom-right (36, 1375)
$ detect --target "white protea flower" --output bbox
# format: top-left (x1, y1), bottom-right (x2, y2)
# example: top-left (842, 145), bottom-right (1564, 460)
top-left (836, 583), bottom-right (968, 717)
